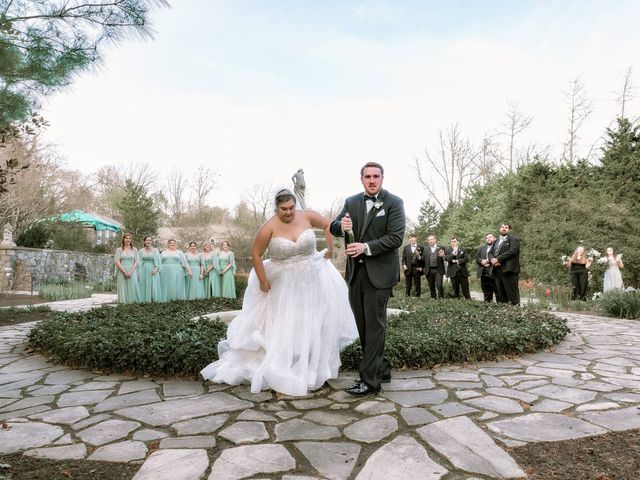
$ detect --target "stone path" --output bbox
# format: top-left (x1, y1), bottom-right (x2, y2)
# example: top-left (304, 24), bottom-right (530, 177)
top-left (1, 299), bottom-right (640, 479)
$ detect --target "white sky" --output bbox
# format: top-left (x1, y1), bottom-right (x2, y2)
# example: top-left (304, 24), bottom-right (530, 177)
top-left (42, 0), bottom-right (640, 222)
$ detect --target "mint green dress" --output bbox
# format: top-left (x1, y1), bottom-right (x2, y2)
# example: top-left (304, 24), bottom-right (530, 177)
top-left (114, 247), bottom-right (140, 304)
top-left (203, 253), bottom-right (221, 297)
top-left (219, 250), bottom-right (236, 299)
top-left (138, 248), bottom-right (162, 302)
top-left (186, 253), bottom-right (206, 300)
top-left (160, 250), bottom-right (188, 301)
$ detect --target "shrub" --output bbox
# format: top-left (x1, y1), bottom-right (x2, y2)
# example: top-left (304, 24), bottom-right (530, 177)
top-left (39, 281), bottom-right (94, 301)
top-left (29, 296), bottom-right (567, 377)
top-left (28, 298), bottom-right (242, 376)
top-left (92, 279), bottom-right (116, 293)
top-left (340, 300), bottom-right (570, 370)
top-left (598, 289), bottom-right (640, 319)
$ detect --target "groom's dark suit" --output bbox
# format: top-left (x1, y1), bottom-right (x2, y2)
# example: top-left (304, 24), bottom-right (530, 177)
top-left (330, 188), bottom-right (405, 391)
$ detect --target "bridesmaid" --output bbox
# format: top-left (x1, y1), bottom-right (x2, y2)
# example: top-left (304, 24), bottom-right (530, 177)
top-left (160, 239), bottom-right (189, 301)
top-left (219, 240), bottom-right (237, 299)
top-left (186, 241), bottom-right (206, 300)
top-left (202, 241), bottom-right (221, 298)
top-left (138, 236), bottom-right (162, 302)
top-left (114, 233), bottom-right (140, 304)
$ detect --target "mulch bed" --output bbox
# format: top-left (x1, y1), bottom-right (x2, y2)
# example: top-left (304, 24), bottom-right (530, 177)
top-left (0, 309), bottom-right (52, 327)
top-left (0, 294), bottom-right (46, 308)
top-left (510, 429), bottom-right (640, 480)
top-left (0, 453), bottom-right (139, 480)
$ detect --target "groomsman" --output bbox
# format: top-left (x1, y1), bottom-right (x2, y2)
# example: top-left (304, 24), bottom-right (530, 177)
top-left (402, 233), bottom-right (425, 296)
top-left (424, 235), bottom-right (446, 299)
top-left (490, 223), bottom-right (521, 305)
top-left (475, 233), bottom-right (496, 302)
top-left (445, 237), bottom-right (471, 299)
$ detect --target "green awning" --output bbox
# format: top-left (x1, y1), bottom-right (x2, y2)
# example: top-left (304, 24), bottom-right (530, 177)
top-left (54, 210), bottom-right (122, 232)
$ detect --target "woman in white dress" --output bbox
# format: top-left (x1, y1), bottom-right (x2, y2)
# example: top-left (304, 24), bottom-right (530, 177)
top-left (603, 247), bottom-right (624, 292)
top-left (201, 189), bottom-right (358, 396)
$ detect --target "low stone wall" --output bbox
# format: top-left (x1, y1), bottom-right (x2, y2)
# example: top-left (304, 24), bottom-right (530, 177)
top-left (0, 246), bottom-right (114, 290)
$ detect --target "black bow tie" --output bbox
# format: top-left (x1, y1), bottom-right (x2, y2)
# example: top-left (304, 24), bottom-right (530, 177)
top-left (364, 195), bottom-right (377, 202)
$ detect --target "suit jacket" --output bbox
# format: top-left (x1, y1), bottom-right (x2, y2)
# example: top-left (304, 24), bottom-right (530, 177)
top-left (475, 244), bottom-right (494, 278)
top-left (424, 246), bottom-right (446, 275)
top-left (402, 244), bottom-right (425, 275)
top-left (330, 188), bottom-right (405, 289)
top-left (444, 247), bottom-right (470, 278)
top-left (492, 234), bottom-right (521, 274)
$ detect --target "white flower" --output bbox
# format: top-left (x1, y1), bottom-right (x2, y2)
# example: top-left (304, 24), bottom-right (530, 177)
top-left (373, 200), bottom-right (384, 209)
top-left (616, 253), bottom-right (623, 261)
top-left (561, 255), bottom-right (570, 264)
top-left (596, 257), bottom-right (608, 265)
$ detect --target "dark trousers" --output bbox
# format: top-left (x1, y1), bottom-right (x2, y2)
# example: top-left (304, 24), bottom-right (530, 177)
top-left (405, 268), bottom-right (422, 296)
top-left (349, 264), bottom-right (391, 390)
top-left (494, 269), bottom-right (520, 305)
top-left (480, 275), bottom-right (495, 302)
top-left (426, 267), bottom-right (444, 298)
top-left (570, 270), bottom-right (588, 300)
top-left (450, 273), bottom-right (471, 299)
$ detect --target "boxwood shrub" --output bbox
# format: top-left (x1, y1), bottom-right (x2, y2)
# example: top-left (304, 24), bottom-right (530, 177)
top-left (28, 297), bottom-right (569, 377)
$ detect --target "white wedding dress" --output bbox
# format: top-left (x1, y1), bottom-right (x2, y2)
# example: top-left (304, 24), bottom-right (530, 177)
top-left (603, 257), bottom-right (624, 292)
top-left (201, 229), bottom-right (358, 396)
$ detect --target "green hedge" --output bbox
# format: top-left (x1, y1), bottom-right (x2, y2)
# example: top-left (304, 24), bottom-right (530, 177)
top-left (598, 289), bottom-right (640, 319)
top-left (341, 300), bottom-right (570, 370)
top-left (28, 296), bottom-right (568, 377)
top-left (28, 298), bottom-right (241, 376)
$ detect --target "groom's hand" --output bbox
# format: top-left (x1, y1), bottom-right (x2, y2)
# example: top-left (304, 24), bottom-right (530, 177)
top-left (341, 213), bottom-right (353, 232)
top-left (346, 242), bottom-right (366, 257)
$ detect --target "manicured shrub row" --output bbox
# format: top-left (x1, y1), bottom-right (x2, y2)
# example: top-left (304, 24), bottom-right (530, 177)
top-left (29, 296), bottom-right (568, 377)
top-left (28, 298), bottom-right (241, 376)
top-left (340, 300), bottom-right (570, 370)
top-left (598, 289), bottom-right (640, 319)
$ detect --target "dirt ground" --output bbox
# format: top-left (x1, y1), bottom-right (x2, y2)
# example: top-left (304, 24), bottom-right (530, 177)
top-left (0, 453), bottom-right (139, 480)
top-left (510, 428), bottom-right (640, 480)
top-left (0, 294), bottom-right (46, 308)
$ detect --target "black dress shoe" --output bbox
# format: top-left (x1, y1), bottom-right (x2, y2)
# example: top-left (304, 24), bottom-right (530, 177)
top-left (382, 374), bottom-right (391, 383)
top-left (345, 381), bottom-right (380, 397)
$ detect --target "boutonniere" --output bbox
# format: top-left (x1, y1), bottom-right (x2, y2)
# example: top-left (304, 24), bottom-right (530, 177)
top-left (373, 200), bottom-right (384, 209)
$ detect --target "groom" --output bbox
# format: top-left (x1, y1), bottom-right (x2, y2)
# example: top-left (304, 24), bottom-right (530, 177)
top-left (330, 162), bottom-right (405, 397)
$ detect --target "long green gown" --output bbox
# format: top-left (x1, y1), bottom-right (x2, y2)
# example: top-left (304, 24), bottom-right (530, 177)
top-left (203, 253), bottom-right (221, 298)
top-left (138, 247), bottom-right (162, 302)
top-left (114, 247), bottom-right (140, 304)
top-left (219, 250), bottom-right (236, 299)
top-left (160, 250), bottom-right (188, 301)
top-left (186, 253), bottom-right (206, 300)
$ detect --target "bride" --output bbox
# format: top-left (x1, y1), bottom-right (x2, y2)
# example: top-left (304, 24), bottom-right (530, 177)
top-left (201, 189), bottom-right (358, 396)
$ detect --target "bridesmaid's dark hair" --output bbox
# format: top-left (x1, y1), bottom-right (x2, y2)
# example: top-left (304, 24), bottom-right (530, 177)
top-left (274, 189), bottom-right (296, 209)
top-left (189, 241), bottom-right (197, 248)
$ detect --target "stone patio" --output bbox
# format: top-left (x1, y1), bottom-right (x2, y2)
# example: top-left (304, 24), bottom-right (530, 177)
top-left (1, 296), bottom-right (640, 479)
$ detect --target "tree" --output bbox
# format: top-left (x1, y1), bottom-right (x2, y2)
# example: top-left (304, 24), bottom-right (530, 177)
top-left (0, 0), bottom-right (168, 128)
top-left (413, 200), bottom-right (441, 241)
top-left (165, 168), bottom-right (188, 224)
top-left (114, 180), bottom-right (160, 240)
top-left (500, 100), bottom-right (533, 172)
top-left (191, 166), bottom-right (219, 211)
top-left (414, 124), bottom-right (481, 211)
top-left (615, 66), bottom-right (634, 121)
top-left (562, 76), bottom-right (593, 163)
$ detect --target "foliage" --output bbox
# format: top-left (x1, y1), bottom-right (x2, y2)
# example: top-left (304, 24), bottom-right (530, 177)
top-left (0, 0), bottom-right (168, 128)
top-left (39, 281), bottom-right (94, 301)
top-left (341, 300), bottom-right (569, 370)
top-left (28, 298), bottom-right (241, 376)
top-left (597, 289), bottom-right (640, 319)
top-left (18, 220), bottom-right (93, 252)
top-left (431, 119), bottom-right (640, 288)
top-left (92, 279), bottom-right (116, 293)
top-left (114, 179), bottom-right (160, 240)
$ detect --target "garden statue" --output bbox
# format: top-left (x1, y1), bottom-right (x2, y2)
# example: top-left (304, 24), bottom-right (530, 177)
top-left (291, 168), bottom-right (307, 209)
top-left (1, 223), bottom-right (16, 247)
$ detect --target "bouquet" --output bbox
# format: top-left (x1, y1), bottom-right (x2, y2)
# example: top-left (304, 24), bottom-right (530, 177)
top-left (560, 255), bottom-right (570, 264)
top-left (616, 253), bottom-right (623, 262)
top-left (586, 248), bottom-right (601, 261)
top-left (596, 257), bottom-right (608, 265)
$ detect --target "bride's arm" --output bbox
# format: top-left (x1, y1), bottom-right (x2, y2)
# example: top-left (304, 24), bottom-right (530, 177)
top-left (252, 222), bottom-right (273, 292)
top-left (306, 210), bottom-right (334, 259)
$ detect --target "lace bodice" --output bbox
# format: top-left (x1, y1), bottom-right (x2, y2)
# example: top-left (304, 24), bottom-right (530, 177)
top-left (268, 228), bottom-right (316, 260)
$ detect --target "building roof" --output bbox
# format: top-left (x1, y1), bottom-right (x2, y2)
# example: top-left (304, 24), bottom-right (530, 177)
top-left (55, 210), bottom-right (122, 232)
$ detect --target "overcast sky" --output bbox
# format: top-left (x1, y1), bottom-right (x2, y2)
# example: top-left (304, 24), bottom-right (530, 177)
top-left (42, 0), bottom-right (639, 223)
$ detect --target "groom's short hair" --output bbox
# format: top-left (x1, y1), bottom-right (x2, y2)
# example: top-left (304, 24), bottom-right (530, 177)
top-left (360, 162), bottom-right (384, 177)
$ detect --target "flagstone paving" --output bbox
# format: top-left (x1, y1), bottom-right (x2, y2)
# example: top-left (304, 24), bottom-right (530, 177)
top-left (1, 299), bottom-right (640, 479)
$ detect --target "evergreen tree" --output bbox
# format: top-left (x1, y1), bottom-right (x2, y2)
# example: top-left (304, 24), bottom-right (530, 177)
top-left (115, 180), bottom-right (160, 241)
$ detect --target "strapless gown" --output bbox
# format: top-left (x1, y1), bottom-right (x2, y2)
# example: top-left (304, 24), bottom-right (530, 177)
top-left (201, 229), bottom-right (358, 396)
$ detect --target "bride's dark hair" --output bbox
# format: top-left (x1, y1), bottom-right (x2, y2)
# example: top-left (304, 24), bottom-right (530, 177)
top-left (274, 189), bottom-right (296, 208)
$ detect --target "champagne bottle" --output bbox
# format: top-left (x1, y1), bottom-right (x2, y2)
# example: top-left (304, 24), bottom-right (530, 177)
top-left (344, 213), bottom-right (355, 246)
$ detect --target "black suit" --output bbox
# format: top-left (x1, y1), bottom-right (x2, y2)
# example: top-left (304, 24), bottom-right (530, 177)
top-left (475, 243), bottom-right (496, 302)
top-left (445, 247), bottom-right (471, 299)
top-left (424, 246), bottom-right (445, 298)
top-left (402, 243), bottom-right (424, 296)
top-left (492, 234), bottom-right (521, 305)
top-left (330, 189), bottom-right (405, 390)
